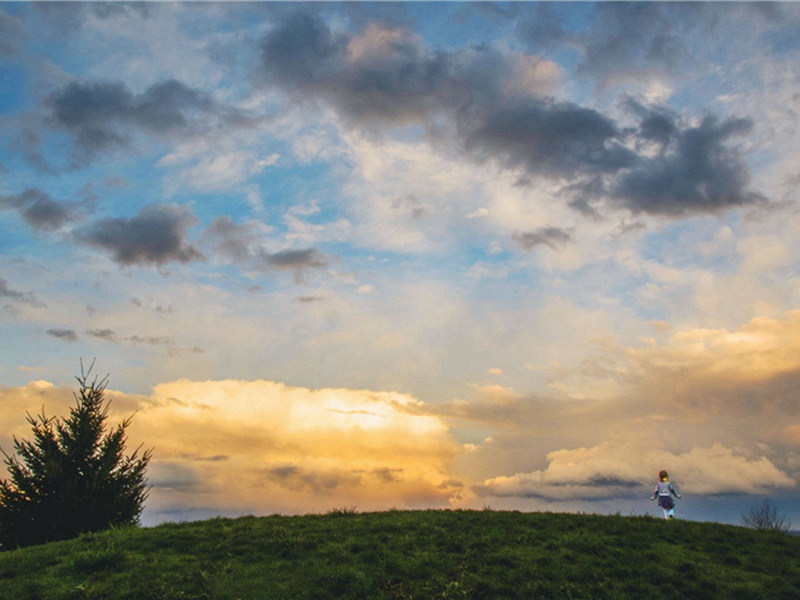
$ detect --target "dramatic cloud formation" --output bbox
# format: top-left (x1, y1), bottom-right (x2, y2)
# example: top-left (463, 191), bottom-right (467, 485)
top-left (3, 306), bottom-right (798, 522)
top-left (1, 3), bottom-right (799, 525)
top-left (615, 114), bottom-right (762, 215)
top-left (257, 10), bottom-right (763, 218)
top-left (0, 379), bottom-right (465, 522)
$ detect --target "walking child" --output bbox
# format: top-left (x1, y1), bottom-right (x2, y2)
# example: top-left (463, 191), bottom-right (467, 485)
top-left (650, 470), bottom-right (682, 519)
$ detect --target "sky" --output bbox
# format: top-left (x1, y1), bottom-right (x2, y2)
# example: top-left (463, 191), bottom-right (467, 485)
top-left (1, 1), bottom-right (799, 527)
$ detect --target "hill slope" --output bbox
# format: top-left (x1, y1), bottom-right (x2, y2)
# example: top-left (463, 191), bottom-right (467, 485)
top-left (0, 510), bottom-right (798, 599)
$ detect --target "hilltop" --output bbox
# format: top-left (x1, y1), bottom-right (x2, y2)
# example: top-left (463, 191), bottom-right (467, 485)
top-left (0, 510), bottom-right (798, 599)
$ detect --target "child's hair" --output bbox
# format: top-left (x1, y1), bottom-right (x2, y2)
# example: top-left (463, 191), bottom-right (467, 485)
top-left (659, 470), bottom-right (669, 481)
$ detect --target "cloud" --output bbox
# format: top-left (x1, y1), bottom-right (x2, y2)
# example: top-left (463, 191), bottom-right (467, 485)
top-left (46, 328), bottom-right (78, 342)
top-left (3, 304), bottom-right (799, 522)
top-left (0, 277), bottom-right (43, 307)
top-left (476, 442), bottom-right (793, 501)
top-left (513, 227), bottom-right (572, 251)
top-left (573, 3), bottom-right (694, 85)
top-left (448, 311), bottom-right (800, 504)
top-left (614, 114), bottom-right (764, 216)
top-left (204, 216), bottom-right (329, 281)
top-left (518, 4), bottom-right (781, 93)
top-left (86, 328), bottom-right (173, 347)
top-left (266, 248), bottom-right (328, 271)
top-left (257, 12), bottom-right (762, 219)
top-left (0, 189), bottom-right (77, 231)
top-left (0, 378), bottom-right (465, 519)
top-left (75, 204), bottom-right (202, 266)
top-left (461, 98), bottom-right (635, 179)
top-left (124, 379), bottom-right (465, 518)
top-left (45, 79), bottom-right (255, 166)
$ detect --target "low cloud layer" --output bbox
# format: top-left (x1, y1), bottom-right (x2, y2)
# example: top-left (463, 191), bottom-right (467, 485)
top-left (0, 379), bottom-right (465, 522)
top-left (2, 313), bottom-right (798, 522)
top-left (476, 443), bottom-right (793, 501)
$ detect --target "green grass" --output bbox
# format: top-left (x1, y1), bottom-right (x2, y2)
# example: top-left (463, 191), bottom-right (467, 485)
top-left (1, 510), bottom-right (799, 599)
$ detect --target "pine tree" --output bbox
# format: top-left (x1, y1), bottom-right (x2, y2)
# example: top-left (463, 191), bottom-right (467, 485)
top-left (0, 361), bottom-right (152, 549)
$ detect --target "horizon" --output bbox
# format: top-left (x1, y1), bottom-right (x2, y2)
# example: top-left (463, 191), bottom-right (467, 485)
top-left (1, 2), bottom-right (799, 529)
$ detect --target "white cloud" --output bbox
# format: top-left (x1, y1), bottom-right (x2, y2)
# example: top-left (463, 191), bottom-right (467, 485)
top-left (477, 442), bottom-right (793, 500)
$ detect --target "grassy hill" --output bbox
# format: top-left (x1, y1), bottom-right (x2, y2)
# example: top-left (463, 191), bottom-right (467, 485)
top-left (0, 509), bottom-right (798, 599)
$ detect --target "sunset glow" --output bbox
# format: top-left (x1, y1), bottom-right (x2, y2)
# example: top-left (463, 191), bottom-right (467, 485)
top-left (1, 2), bottom-right (799, 526)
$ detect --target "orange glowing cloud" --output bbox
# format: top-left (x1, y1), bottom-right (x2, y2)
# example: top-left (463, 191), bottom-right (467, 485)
top-left (126, 379), bottom-right (466, 520)
top-left (0, 379), bottom-right (467, 523)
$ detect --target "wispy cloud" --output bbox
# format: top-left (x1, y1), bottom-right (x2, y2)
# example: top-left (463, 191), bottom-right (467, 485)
top-left (0, 277), bottom-right (43, 307)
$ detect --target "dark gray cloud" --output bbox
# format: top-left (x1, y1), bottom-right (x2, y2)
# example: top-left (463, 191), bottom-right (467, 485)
top-left (266, 248), bottom-right (328, 271)
top-left (46, 79), bottom-right (255, 166)
top-left (614, 115), bottom-right (764, 216)
top-left (624, 99), bottom-right (679, 151)
top-left (260, 12), bottom-right (346, 89)
top-left (47, 329), bottom-right (78, 342)
top-left (257, 12), bottom-right (761, 217)
top-left (0, 188), bottom-right (77, 231)
top-left (259, 12), bottom-right (509, 129)
top-left (513, 227), bottom-right (572, 251)
top-left (75, 204), bottom-right (202, 267)
top-left (461, 99), bottom-right (635, 178)
top-left (47, 328), bottom-right (79, 342)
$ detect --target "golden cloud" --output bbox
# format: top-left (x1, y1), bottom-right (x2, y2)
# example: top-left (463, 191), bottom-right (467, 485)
top-left (455, 311), bottom-right (800, 501)
top-left (628, 310), bottom-right (800, 384)
top-left (0, 379), bottom-right (466, 522)
top-left (126, 380), bottom-right (466, 519)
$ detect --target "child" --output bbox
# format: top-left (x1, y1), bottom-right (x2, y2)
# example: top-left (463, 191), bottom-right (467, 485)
top-left (650, 470), bottom-right (682, 519)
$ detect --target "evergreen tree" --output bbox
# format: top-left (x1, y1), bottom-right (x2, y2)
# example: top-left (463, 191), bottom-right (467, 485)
top-left (0, 361), bottom-right (151, 549)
